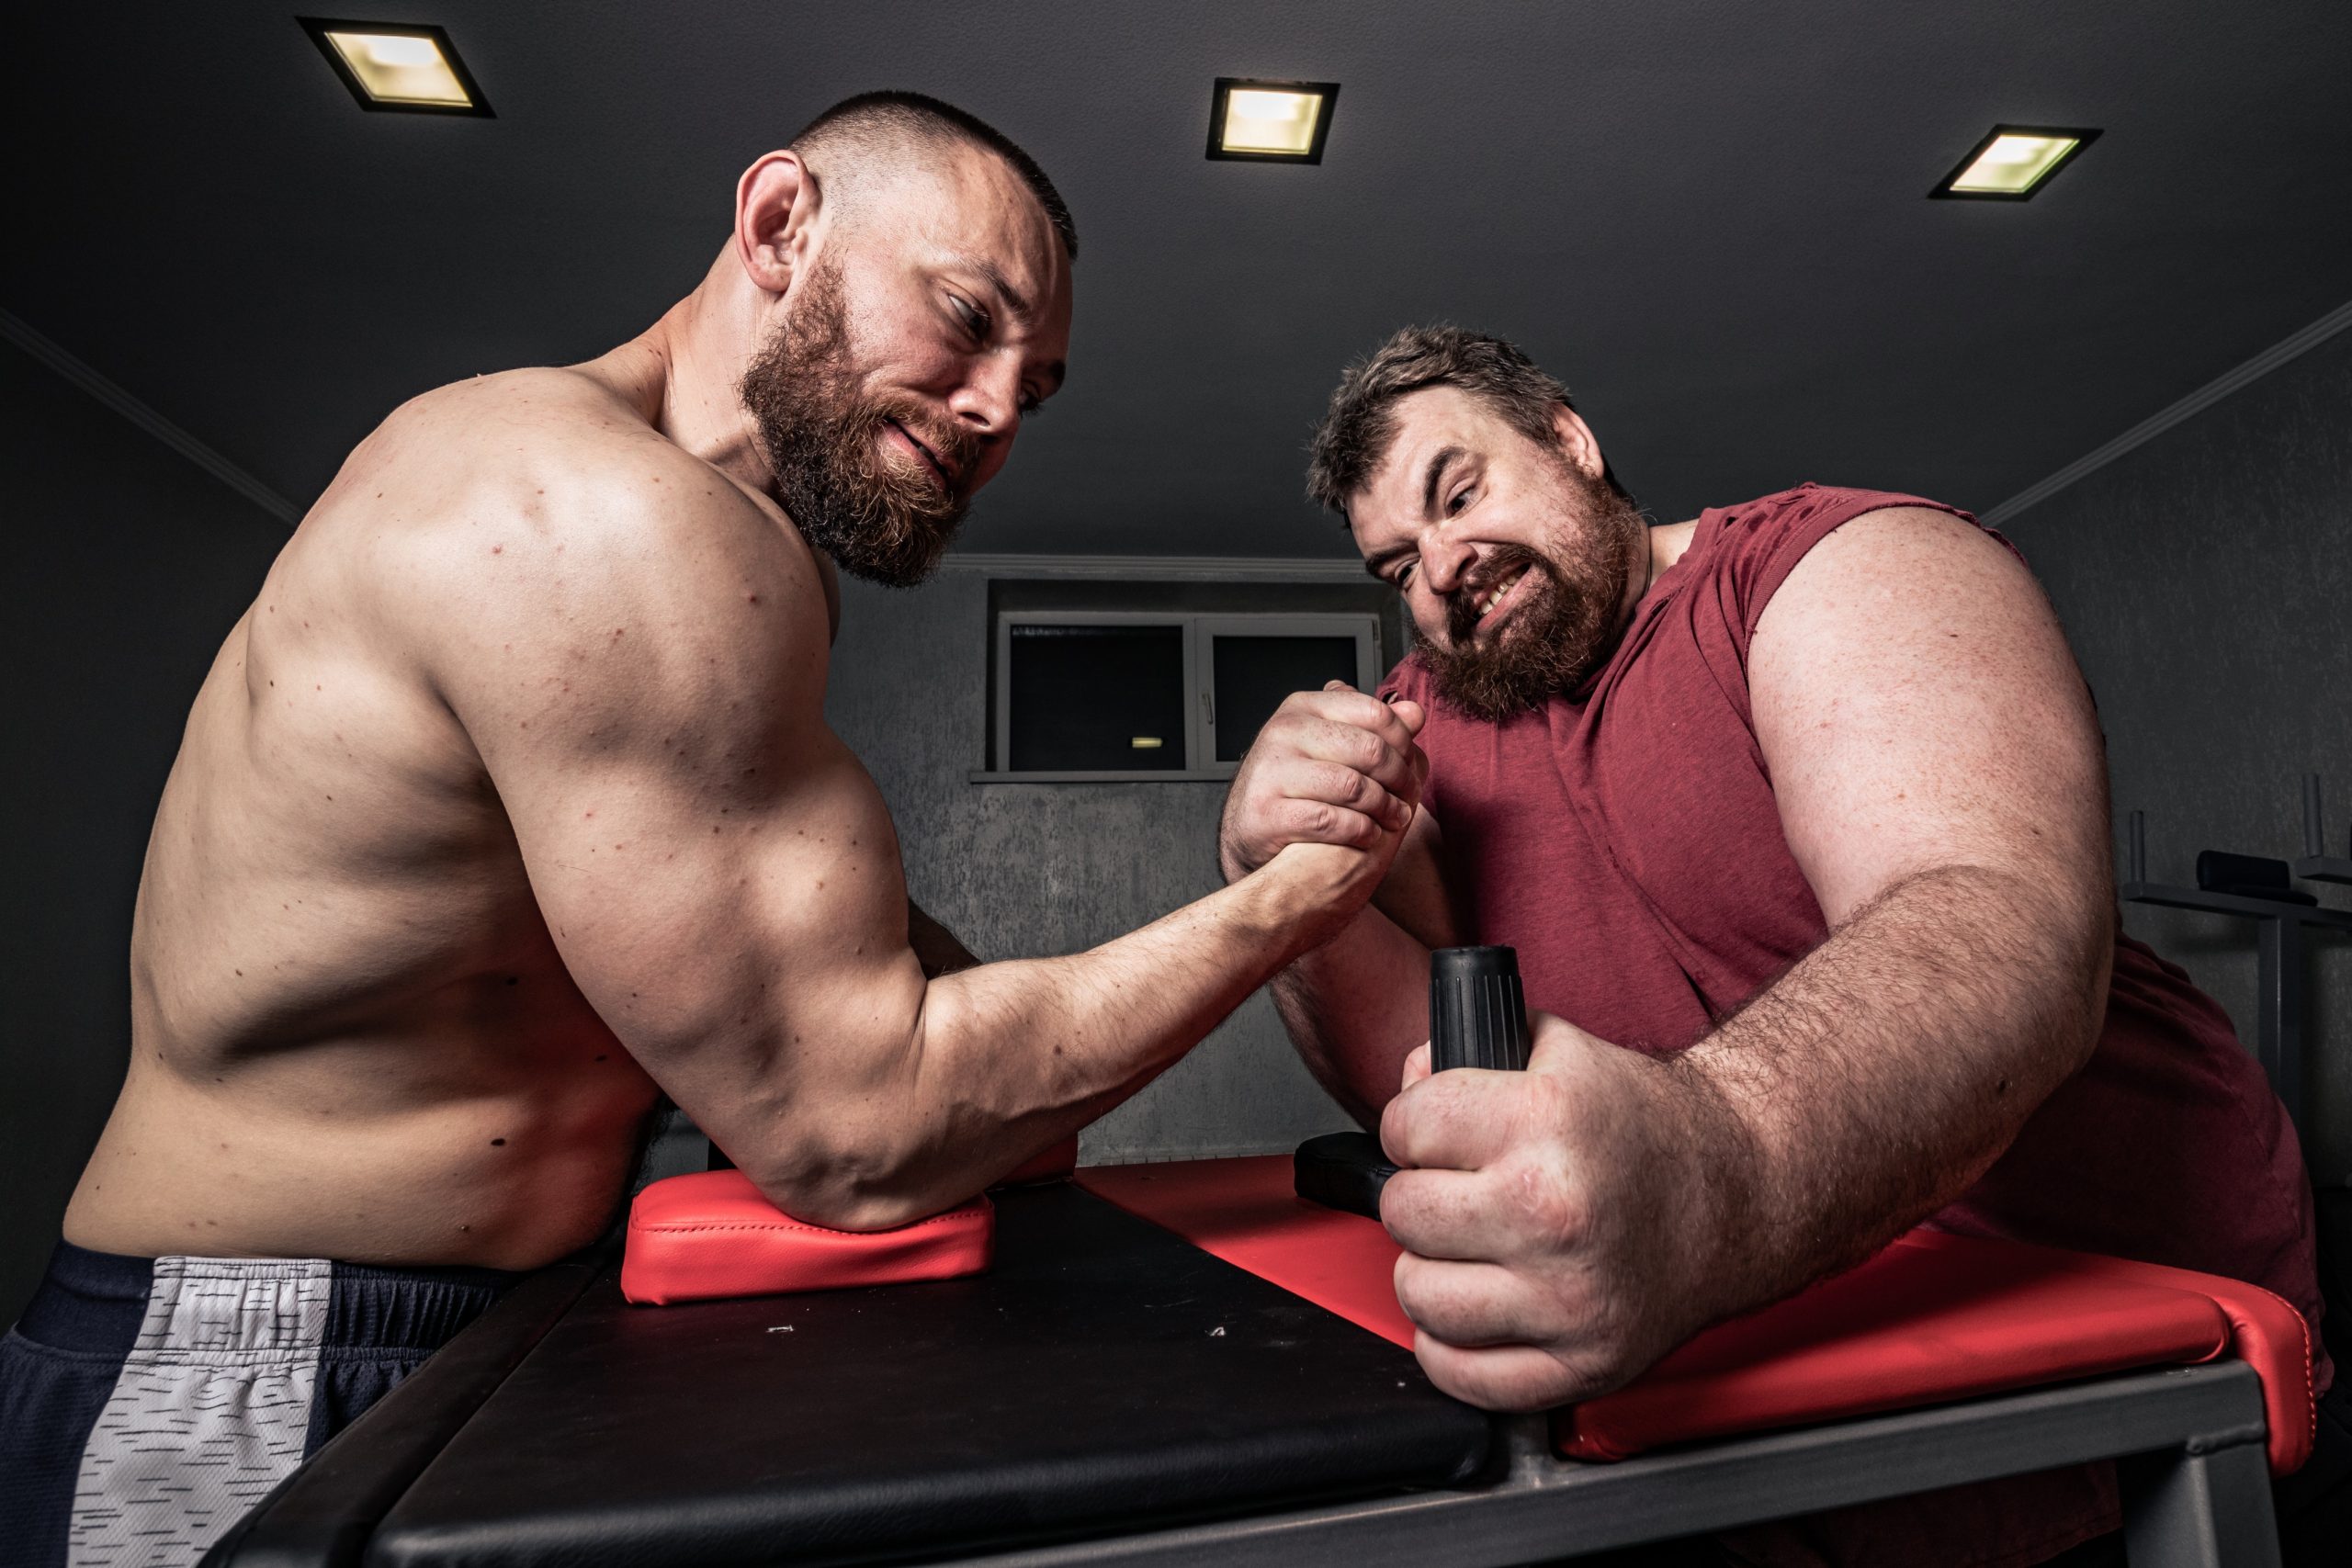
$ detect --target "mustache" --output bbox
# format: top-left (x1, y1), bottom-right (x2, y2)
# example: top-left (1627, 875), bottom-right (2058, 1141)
top-left (1445, 546), bottom-right (1550, 645)
top-left (876, 406), bottom-right (979, 491)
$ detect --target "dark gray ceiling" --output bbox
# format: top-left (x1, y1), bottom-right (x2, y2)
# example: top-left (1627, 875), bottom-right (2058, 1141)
top-left (10, 1), bottom-right (2350, 558)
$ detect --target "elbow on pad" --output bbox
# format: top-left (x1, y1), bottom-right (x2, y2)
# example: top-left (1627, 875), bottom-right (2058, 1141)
top-left (620, 1137), bottom-right (1076, 1305)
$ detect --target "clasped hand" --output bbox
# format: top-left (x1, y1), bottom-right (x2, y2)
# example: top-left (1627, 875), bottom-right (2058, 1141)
top-left (1219, 682), bottom-right (1429, 881)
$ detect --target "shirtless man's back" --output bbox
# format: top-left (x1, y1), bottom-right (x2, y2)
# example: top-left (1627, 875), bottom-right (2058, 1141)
top-left (9, 93), bottom-right (1427, 1565)
top-left (72, 365), bottom-right (731, 1270)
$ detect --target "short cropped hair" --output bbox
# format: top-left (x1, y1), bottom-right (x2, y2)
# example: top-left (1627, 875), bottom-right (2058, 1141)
top-left (791, 90), bottom-right (1077, 261)
top-left (1306, 324), bottom-right (1624, 516)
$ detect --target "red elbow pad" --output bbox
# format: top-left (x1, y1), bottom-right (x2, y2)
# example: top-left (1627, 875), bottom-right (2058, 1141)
top-left (620, 1169), bottom-right (993, 1306)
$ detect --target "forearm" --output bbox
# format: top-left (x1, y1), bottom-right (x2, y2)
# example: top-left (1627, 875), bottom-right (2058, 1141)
top-left (825, 849), bottom-right (1363, 1223)
top-left (1269, 907), bottom-right (1433, 1127)
top-left (1673, 863), bottom-right (2113, 1314)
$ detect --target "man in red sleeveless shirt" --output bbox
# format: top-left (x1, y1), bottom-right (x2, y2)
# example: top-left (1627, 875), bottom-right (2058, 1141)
top-left (1220, 326), bottom-right (2345, 1565)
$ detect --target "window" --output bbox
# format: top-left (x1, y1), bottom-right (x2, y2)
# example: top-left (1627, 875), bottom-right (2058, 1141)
top-left (989, 612), bottom-right (1379, 781)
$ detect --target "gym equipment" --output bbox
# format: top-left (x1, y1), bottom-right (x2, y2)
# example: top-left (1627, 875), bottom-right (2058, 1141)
top-left (1294, 1130), bottom-right (1398, 1218)
top-left (619, 1169), bottom-right (993, 1305)
top-left (2125, 785), bottom-right (2352, 1136)
top-left (207, 1174), bottom-right (2301, 1567)
top-left (1087, 1156), bottom-right (2314, 1476)
top-left (2297, 773), bottom-right (2352, 886)
top-left (1428, 944), bottom-right (1532, 1073)
top-left (1294, 945), bottom-right (1532, 1219)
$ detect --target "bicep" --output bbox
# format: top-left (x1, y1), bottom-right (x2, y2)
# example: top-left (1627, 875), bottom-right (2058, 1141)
top-left (498, 730), bottom-right (921, 1080)
top-left (1749, 509), bottom-right (2109, 928)
top-left (413, 492), bottom-right (925, 1154)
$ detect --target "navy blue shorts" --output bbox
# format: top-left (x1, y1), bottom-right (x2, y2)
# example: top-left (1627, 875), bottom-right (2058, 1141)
top-left (0, 1240), bottom-right (520, 1567)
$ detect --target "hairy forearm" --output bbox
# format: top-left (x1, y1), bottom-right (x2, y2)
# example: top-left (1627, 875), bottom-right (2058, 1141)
top-left (1269, 907), bottom-right (1433, 1127)
top-left (1672, 863), bottom-right (2113, 1314)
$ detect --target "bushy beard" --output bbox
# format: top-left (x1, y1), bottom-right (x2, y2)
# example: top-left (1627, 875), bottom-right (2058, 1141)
top-left (739, 259), bottom-right (978, 588)
top-left (1415, 465), bottom-right (1649, 723)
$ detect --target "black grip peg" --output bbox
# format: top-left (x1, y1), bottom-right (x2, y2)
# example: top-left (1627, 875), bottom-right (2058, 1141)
top-left (1429, 945), bottom-right (1531, 1073)
top-left (1293, 944), bottom-right (1532, 1217)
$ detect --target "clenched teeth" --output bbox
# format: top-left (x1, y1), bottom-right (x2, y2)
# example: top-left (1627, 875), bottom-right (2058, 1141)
top-left (1476, 565), bottom-right (1529, 618)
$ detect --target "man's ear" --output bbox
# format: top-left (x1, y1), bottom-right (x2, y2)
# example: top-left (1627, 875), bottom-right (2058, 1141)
top-left (734, 151), bottom-right (820, 299)
top-left (1547, 403), bottom-right (1607, 485)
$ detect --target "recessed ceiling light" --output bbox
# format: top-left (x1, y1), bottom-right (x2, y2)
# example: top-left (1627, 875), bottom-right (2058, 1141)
top-left (1931, 125), bottom-right (2098, 200)
top-left (299, 17), bottom-right (493, 117)
top-left (1207, 78), bottom-right (1339, 164)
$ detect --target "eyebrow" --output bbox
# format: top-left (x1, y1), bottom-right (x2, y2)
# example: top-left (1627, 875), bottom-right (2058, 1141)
top-left (949, 253), bottom-right (1065, 396)
top-left (955, 253), bottom-right (1034, 324)
top-left (1421, 446), bottom-right (1464, 517)
top-left (1362, 544), bottom-right (1414, 582)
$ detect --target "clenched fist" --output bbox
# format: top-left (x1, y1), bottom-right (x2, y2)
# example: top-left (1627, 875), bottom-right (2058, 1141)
top-left (1220, 682), bottom-right (1430, 883)
top-left (1377, 1012), bottom-right (1747, 1411)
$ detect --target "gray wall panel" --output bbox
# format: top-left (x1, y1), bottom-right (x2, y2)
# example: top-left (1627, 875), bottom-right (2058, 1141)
top-left (2001, 323), bottom-right (2352, 1181)
top-left (823, 572), bottom-right (1365, 1164)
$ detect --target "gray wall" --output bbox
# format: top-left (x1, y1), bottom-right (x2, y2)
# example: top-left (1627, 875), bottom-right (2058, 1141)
top-left (824, 572), bottom-right (1385, 1163)
top-left (1999, 321), bottom-right (2352, 1183)
top-left (0, 341), bottom-right (290, 1323)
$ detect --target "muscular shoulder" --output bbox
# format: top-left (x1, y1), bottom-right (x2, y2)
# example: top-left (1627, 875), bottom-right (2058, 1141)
top-left (1753, 502), bottom-right (2048, 657)
top-left (353, 367), bottom-right (756, 569)
top-left (1684, 485), bottom-right (1995, 643)
top-left (322, 368), bottom-right (831, 755)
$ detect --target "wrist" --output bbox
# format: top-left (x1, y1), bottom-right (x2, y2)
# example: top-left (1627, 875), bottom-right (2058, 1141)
top-left (1652, 1051), bottom-right (1772, 1317)
top-left (1233, 844), bottom-right (1352, 964)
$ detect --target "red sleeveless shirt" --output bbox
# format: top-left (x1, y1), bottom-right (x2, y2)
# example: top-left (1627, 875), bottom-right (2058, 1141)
top-left (1379, 484), bottom-right (2324, 1564)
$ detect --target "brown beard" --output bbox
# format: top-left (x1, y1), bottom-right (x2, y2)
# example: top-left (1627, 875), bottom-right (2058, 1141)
top-left (1415, 463), bottom-right (1649, 722)
top-left (738, 258), bottom-right (979, 588)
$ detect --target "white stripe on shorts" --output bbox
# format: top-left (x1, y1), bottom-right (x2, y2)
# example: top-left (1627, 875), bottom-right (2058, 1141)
top-left (68, 1256), bottom-right (332, 1568)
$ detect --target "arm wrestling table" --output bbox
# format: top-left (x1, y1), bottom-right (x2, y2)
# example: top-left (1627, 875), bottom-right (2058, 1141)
top-left (202, 1159), bottom-right (2297, 1568)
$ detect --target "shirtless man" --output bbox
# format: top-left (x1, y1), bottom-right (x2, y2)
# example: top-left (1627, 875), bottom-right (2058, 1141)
top-left (0, 93), bottom-right (1411, 1566)
top-left (1220, 326), bottom-right (2344, 1563)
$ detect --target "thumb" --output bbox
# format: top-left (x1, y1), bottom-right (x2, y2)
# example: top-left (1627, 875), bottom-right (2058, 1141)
top-left (1389, 698), bottom-right (1428, 738)
top-left (1323, 679), bottom-right (1355, 694)
top-left (1400, 1041), bottom-right (1433, 1091)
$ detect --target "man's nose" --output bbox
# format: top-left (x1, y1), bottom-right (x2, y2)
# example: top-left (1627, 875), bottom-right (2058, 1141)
top-left (1421, 538), bottom-right (1476, 597)
top-left (945, 359), bottom-right (1022, 442)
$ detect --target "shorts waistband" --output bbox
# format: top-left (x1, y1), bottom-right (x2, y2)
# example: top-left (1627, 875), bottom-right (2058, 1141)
top-left (12, 1239), bottom-right (525, 1359)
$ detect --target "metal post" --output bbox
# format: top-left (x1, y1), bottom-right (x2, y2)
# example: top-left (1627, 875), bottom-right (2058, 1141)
top-left (2256, 917), bottom-right (2304, 1135)
top-left (2132, 810), bottom-right (2148, 884)
top-left (2120, 1438), bottom-right (2281, 1568)
top-left (2304, 775), bottom-right (2324, 861)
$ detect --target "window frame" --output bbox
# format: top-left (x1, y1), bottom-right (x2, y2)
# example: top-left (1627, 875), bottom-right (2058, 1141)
top-left (982, 610), bottom-right (1380, 783)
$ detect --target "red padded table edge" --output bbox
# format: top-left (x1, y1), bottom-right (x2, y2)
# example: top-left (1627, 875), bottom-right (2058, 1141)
top-left (1076, 1156), bottom-right (2312, 1474)
top-left (621, 1169), bottom-right (993, 1306)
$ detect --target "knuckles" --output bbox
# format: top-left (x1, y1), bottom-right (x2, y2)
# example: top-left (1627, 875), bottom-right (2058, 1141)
top-left (1502, 1157), bottom-right (1589, 1250)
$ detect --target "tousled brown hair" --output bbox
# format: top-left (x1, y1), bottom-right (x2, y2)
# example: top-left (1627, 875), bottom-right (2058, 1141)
top-left (1306, 324), bottom-right (1626, 518)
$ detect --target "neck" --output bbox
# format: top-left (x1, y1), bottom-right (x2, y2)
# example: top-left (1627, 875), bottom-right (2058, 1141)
top-left (598, 250), bottom-right (777, 495)
top-left (1646, 517), bottom-right (1701, 586)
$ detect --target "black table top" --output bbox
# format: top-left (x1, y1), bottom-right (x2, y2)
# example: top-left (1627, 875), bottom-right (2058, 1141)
top-left (358, 1184), bottom-right (1491, 1568)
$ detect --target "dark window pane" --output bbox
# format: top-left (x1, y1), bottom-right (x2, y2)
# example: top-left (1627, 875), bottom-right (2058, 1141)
top-left (1211, 635), bottom-right (1359, 762)
top-left (1009, 624), bottom-right (1188, 772)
